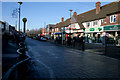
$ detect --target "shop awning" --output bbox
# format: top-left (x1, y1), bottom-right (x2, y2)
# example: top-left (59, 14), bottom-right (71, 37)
top-left (104, 25), bottom-right (120, 31)
top-left (40, 34), bottom-right (44, 36)
top-left (55, 32), bottom-right (62, 35)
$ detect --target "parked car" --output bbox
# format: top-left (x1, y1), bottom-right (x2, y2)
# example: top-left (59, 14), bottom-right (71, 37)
top-left (40, 37), bottom-right (47, 41)
top-left (36, 36), bottom-right (41, 40)
top-left (33, 36), bottom-right (36, 40)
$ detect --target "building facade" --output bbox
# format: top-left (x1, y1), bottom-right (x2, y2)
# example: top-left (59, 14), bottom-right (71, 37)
top-left (43, 1), bottom-right (120, 45)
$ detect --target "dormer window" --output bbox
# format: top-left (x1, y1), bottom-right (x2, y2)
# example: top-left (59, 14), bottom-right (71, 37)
top-left (110, 15), bottom-right (116, 23)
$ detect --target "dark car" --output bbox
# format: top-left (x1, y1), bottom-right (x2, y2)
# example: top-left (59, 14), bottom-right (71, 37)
top-left (40, 37), bottom-right (47, 41)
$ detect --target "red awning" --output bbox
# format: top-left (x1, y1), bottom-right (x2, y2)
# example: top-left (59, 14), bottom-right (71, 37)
top-left (40, 34), bottom-right (44, 36)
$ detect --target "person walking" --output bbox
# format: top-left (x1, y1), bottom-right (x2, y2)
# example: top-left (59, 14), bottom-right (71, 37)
top-left (73, 37), bottom-right (76, 47)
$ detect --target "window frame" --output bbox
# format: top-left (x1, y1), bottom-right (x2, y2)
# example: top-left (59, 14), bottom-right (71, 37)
top-left (110, 14), bottom-right (116, 23)
top-left (86, 22), bottom-right (90, 27)
top-left (100, 19), bottom-right (104, 25)
top-left (93, 20), bottom-right (98, 26)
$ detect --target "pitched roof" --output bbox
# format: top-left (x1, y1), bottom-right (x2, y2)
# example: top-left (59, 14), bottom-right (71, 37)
top-left (55, 1), bottom-right (120, 29)
top-left (77, 1), bottom-right (120, 22)
top-left (48, 24), bottom-right (56, 27)
top-left (63, 18), bottom-right (71, 27)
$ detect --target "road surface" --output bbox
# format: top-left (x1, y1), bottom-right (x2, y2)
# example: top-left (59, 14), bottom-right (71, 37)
top-left (24, 37), bottom-right (120, 79)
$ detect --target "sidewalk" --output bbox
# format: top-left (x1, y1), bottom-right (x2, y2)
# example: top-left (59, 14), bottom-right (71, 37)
top-left (48, 39), bottom-right (120, 60)
top-left (2, 40), bottom-right (19, 77)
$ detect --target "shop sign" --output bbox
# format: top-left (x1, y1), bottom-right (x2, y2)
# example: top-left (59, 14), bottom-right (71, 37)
top-left (98, 27), bottom-right (102, 31)
top-left (90, 28), bottom-right (94, 31)
top-left (104, 25), bottom-right (120, 31)
top-left (85, 26), bottom-right (103, 32)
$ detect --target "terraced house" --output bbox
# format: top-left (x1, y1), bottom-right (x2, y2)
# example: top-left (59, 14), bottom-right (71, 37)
top-left (45, 24), bottom-right (55, 39)
top-left (43, 1), bottom-right (120, 45)
top-left (81, 1), bottom-right (120, 45)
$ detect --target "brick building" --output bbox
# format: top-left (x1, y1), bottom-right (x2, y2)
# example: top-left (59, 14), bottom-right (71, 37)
top-left (80, 1), bottom-right (120, 44)
top-left (42, 28), bottom-right (46, 37)
top-left (45, 1), bottom-right (120, 45)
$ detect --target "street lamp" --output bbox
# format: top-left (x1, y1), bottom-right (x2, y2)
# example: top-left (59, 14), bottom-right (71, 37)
top-left (104, 21), bottom-right (107, 55)
top-left (82, 28), bottom-right (85, 51)
top-left (22, 18), bottom-right (27, 34)
top-left (69, 9), bottom-right (73, 37)
top-left (18, 2), bottom-right (22, 33)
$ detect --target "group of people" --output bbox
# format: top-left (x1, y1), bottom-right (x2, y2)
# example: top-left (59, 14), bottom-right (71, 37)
top-left (55, 35), bottom-right (84, 48)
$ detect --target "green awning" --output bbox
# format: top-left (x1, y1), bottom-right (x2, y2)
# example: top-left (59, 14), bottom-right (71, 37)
top-left (104, 25), bottom-right (120, 31)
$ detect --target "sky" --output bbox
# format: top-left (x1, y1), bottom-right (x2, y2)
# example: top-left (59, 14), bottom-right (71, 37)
top-left (2, 2), bottom-right (111, 31)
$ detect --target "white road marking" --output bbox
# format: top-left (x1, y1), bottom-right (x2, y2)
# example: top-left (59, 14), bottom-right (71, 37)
top-left (26, 45), bottom-right (56, 79)
top-left (27, 46), bottom-right (42, 57)
top-left (36, 60), bottom-right (55, 80)
top-left (66, 50), bottom-right (81, 54)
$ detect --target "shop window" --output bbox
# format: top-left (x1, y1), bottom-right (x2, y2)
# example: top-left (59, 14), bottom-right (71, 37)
top-left (52, 29), bottom-right (54, 32)
top-left (110, 15), bottom-right (116, 23)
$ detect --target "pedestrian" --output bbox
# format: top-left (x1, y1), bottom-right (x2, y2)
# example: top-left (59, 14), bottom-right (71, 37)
top-left (78, 36), bottom-right (82, 49)
top-left (81, 36), bottom-right (84, 51)
top-left (67, 37), bottom-right (70, 46)
top-left (118, 38), bottom-right (120, 46)
top-left (73, 37), bottom-right (76, 47)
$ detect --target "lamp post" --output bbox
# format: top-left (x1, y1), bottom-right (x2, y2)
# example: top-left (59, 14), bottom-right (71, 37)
top-left (18, 2), bottom-right (22, 33)
top-left (69, 9), bottom-right (73, 37)
top-left (82, 28), bottom-right (85, 51)
top-left (62, 27), bottom-right (65, 45)
top-left (104, 22), bottom-right (107, 55)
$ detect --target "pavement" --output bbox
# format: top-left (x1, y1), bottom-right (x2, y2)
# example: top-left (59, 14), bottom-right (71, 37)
top-left (2, 40), bottom-right (19, 77)
top-left (48, 39), bottom-right (120, 60)
top-left (23, 37), bottom-right (120, 79)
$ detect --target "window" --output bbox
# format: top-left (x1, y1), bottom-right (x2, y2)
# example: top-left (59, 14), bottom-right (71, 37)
top-left (93, 20), bottom-right (98, 26)
top-left (110, 15), bottom-right (116, 23)
top-left (56, 28), bottom-right (59, 31)
top-left (86, 22), bottom-right (90, 27)
top-left (52, 29), bottom-right (54, 32)
top-left (101, 19), bottom-right (104, 25)
top-left (74, 24), bottom-right (75, 28)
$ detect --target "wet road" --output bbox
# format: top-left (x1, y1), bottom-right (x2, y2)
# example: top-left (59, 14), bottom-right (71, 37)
top-left (25, 37), bottom-right (120, 79)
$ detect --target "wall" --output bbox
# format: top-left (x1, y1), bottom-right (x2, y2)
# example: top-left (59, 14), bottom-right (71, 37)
top-left (82, 19), bottom-right (105, 28)
top-left (101, 13), bottom-right (120, 26)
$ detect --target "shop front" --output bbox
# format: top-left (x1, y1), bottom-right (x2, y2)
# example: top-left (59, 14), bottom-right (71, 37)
top-left (54, 32), bottom-right (62, 39)
top-left (103, 25), bottom-right (120, 45)
top-left (85, 26), bottom-right (103, 43)
top-left (72, 29), bottom-right (84, 36)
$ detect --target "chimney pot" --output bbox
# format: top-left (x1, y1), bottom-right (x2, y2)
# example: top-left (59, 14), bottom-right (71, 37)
top-left (62, 17), bottom-right (64, 22)
top-left (73, 12), bottom-right (77, 16)
top-left (96, 1), bottom-right (101, 14)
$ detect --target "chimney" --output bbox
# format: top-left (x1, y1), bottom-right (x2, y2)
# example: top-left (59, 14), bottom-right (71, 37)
top-left (73, 12), bottom-right (77, 16)
top-left (96, 1), bottom-right (101, 14)
top-left (61, 17), bottom-right (64, 22)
